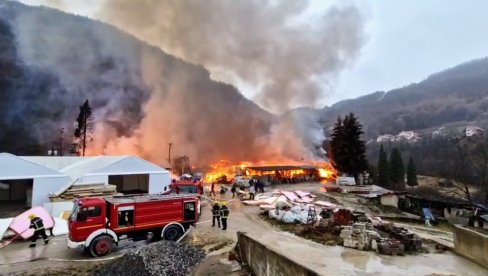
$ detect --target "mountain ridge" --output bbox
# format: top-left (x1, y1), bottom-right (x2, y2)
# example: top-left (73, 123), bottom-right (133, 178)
top-left (319, 57), bottom-right (488, 137)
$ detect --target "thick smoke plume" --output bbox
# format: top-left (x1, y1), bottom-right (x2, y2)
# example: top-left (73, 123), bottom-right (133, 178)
top-left (94, 0), bottom-right (364, 113)
top-left (7, 0), bottom-right (364, 166)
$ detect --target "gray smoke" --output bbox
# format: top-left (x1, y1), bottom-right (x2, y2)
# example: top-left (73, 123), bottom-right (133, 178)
top-left (7, 0), bottom-right (364, 165)
top-left (21, 0), bottom-right (365, 114)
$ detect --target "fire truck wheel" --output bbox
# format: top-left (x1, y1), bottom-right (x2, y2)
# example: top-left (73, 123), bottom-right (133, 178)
top-left (163, 225), bottom-right (183, 241)
top-left (89, 235), bottom-right (114, 257)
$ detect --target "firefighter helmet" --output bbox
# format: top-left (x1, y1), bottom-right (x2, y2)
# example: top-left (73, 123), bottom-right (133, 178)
top-left (28, 214), bottom-right (36, 219)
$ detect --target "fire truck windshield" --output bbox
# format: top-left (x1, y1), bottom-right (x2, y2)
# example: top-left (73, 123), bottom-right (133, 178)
top-left (70, 203), bottom-right (80, 221)
top-left (178, 186), bottom-right (198, 194)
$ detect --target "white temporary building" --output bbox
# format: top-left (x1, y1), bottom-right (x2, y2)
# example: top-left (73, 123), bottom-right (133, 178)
top-left (0, 153), bottom-right (70, 207)
top-left (0, 153), bottom-right (171, 207)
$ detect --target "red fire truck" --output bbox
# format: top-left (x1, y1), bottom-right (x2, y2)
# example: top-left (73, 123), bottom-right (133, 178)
top-left (169, 179), bottom-right (204, 195)
top-left (67, 193), bottom-right (200, 257)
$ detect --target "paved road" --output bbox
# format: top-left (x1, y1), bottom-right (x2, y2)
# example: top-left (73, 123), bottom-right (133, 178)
top-left (197, 182), bottom-right (488, 276)
top-left (1, 182), bottom-right (487, 276)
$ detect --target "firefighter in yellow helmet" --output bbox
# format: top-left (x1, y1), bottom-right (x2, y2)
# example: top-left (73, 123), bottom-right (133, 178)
top-left (220, 202), bottom-right (229, 230)
top-left (28, 214), bottom-right (49, 248)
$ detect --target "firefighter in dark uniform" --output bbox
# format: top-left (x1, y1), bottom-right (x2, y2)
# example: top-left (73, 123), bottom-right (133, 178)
top-left (211, 203), bottom-right (221, 228)
top-left (220, 203), bottom-right (229, 230)
top-left (28, 214), bottom-right (49, 248)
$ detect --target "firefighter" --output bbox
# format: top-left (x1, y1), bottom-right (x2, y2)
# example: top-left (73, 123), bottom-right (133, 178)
top-left (248, 184), bottom-right (255, 200)
top-left (211, 202), bottom-right (221, 228)
top-left (209, 182), bottom-right (216, 197)
top-left (28, 214), bottom-right (49, 248)
top-left (220, 203), bottom-right (229, 230)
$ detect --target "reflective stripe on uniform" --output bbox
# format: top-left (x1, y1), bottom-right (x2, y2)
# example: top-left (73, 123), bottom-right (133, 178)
top-left (32, 218), bottom-right (44, 230)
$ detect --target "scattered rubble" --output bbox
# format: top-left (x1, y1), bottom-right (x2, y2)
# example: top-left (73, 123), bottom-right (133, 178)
top-left (376, 223), bottom-right (422, 251)
top-left (339, 221), bottom-right (423, 255)
top-left (95, 240), bottom-right (206, 276)
top-left (341, 222), bottom-right (382, 251)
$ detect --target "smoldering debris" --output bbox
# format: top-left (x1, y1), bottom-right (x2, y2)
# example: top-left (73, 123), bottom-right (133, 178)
top-left (94, 241), bottom-right (206, 276)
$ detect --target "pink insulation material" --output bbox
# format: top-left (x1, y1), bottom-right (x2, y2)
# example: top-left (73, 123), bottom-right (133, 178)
top-left (9, 207), bottom-right (54, 239)
top-left (281, 191), bottom-right (299, 202)
top-left (314, 201), bottom-right (336, 208)
top-left (294, 190), bottom-right (311, 198)
top-left (300, 196), bottom-right (314, 203)
top-left (259, 204), bottom-right (276, 210)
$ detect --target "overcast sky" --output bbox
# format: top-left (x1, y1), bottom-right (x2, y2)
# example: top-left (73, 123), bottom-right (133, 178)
top-left (19, 0), bottom-right (488, 107)
top-left (329, 0), bottom-right (488, 104)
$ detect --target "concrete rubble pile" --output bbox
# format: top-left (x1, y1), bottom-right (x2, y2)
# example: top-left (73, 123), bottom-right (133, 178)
top-left (376, 224), bottom-right (422, 251)
top-left (95, 240), bottom-right (206, 276)
top-left (340, 222), bottom-right (383, 251)
top-left (340, 221), bottom-right (424, 255)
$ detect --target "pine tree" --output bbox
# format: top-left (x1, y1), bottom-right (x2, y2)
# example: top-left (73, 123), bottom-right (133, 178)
top-left (74, 99), bottom-right (94, 156)
top-left (377, 145), bottom-right (389, 187)
top-left (389, 147), bottom-right (405, 185)
top-left (329, 116), bottom-right (345, 170)
top-left (329, 113), bottom-right (368, 183)
top-left (407, 156), bottom-right (418, 187)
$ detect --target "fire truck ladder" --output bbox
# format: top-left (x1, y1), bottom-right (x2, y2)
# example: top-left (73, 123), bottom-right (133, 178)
top-left (307, 205), bottom-right (317, 225)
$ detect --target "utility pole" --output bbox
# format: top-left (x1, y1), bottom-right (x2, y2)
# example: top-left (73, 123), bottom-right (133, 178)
top-left (59, 128), bottom-right (65, 156)
top-left (168, 143), bottom-right (173, 167)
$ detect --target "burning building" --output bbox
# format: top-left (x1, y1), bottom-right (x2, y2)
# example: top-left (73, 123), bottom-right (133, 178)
top-left (205, 159), bottom-right (336, 184)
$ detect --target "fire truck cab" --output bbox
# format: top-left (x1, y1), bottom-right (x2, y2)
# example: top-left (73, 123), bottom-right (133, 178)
top-left (67, 194), bottom-right (200, 257)
top-left (169, 179), bottom-right (204, 195)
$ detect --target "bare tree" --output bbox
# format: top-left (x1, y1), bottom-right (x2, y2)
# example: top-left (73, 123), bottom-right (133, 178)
top-left (74, 100), bottom-right (94, 156)
top-left (448, 136), bottom-right (488, 204)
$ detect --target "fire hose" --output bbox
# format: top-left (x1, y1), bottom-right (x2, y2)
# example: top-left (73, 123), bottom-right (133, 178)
top-left (0, 224), bottom-right (197, 265)
top-left (1, 197), bottom-right (220, 264)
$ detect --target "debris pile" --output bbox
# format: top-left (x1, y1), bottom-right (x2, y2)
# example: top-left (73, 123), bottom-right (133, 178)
top-left (339, 220), bottom-right (423, 255)
top-left (244, 190), bottom-right (338, 225)
top-left (95, 240), bottom-right (206, 276)
top-left (49, 184), bottom-right (117, 201)
top-left (340, 222), bottom-right (382, 251)
top-left (376, 223), bottom-right (422, 251)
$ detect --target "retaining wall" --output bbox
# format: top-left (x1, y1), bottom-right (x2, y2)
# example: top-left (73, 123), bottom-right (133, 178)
top-left (453, 225), bottom-right (488, 269)
top-left (237, 232), bottom-right (320, 276)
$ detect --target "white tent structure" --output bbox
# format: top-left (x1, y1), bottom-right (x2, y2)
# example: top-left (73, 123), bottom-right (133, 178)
top-left (0, 154), bottom-right (171, 207)
top-left (0, 153), bottom-right (70, 207)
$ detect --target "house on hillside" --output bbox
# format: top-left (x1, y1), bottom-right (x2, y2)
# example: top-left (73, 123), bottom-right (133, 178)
top-left (464, 126), bottom-right (483, 137)
top-left (432, 127), bottom-right (447, 139)
top-left (376, 134), bottom-right (396, 143)
top-left (0, 153), bottom-right (171, 207)
top-left (397, 131), bottom-right (420, 143)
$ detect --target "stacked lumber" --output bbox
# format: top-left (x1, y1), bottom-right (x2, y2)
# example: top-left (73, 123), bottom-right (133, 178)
top-left (49, 184), bottom-right (117, 201)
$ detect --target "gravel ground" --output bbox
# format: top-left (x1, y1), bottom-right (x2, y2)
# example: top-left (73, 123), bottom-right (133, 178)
top-left (94, 241), bottom-right (206, 276)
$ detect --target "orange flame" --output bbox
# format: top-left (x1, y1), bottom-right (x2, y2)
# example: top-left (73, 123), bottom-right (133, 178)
top-left (205, 159), bottom-right (336, 183)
